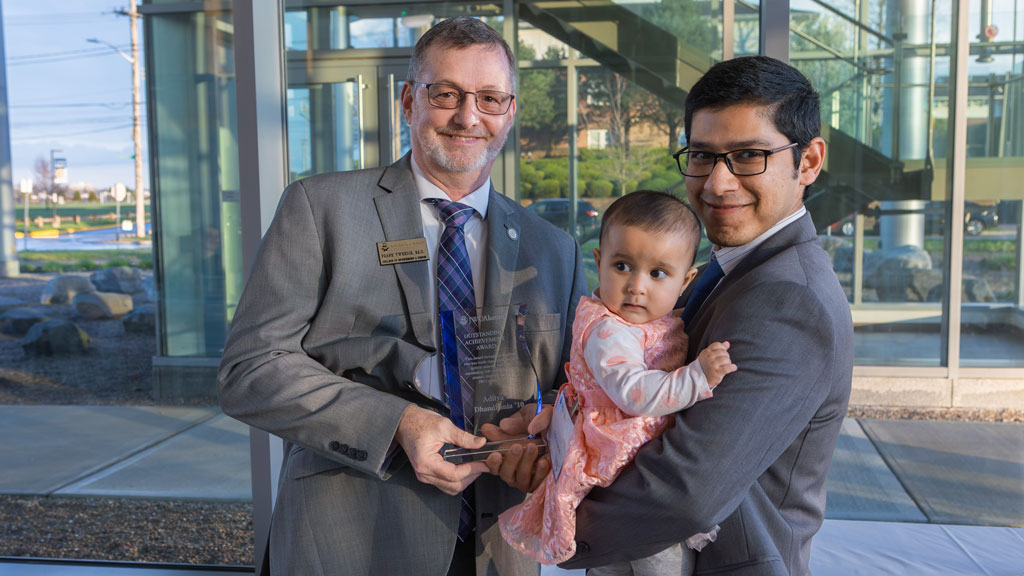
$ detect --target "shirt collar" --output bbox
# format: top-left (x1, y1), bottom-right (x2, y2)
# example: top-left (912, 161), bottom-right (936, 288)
top-left (712, 206), bottom-right (806, 274)
top-left (411, 155), bottom-right (490, 219)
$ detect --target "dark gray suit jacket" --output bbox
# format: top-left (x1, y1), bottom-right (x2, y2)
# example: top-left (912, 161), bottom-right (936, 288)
top-left (218, 155), bottom-right (586, 575)
top-left (561, 212), bottom-right (853, 575)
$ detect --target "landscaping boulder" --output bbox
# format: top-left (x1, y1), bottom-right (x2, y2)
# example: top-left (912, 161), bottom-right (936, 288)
top-left (40, 275), bottom-right (95, 305)
top-left (90, 266), bottom-right (145, 294)
top-left (817, 236), bottom-right (849, 264)
top-left (0, 296), bottom-right (24, 314)
top-left (963, 277), bottom-right (996, 303)
top-left (22, 320), bottom-right (90, 356)
top-left (73, 291), bottom-right (134, 319)
top-left (868, 245), bottom-right (932, 297)
top-left (142, 275), bottom-right (158, 303)
top-left (877, 268), bottom-right (944, 302)
top-left (0, 307), bottom-right (49, 336)
top-left (123, 303), bottom-right (156, 334)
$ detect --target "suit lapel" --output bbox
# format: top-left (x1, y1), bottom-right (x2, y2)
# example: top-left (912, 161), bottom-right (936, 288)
top-left (374, 156), bottom-right (434, 348)
top-left (483, 190), bottom-right (520, 312)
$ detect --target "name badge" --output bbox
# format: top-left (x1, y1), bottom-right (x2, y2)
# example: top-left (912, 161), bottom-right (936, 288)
top-left (548, 389), bottom-right (577, 480)
top-left (377, 238), bottom-right (429, 266)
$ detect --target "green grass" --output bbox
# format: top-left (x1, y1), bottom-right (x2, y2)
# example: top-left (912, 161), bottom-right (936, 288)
top-left (18, 249), bottom-right (153, 273)
top-left (15, 202), bottom-right (151, 233)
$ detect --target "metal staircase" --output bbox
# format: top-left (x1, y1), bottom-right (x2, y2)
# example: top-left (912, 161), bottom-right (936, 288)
top-left (517, 0), bottom-right (931, 232)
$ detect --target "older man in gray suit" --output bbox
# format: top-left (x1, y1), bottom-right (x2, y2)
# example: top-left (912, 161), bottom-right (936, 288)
top-left (556, 57), bottom-right (853, 575)
top-left (219, 17), bottom-right (585, 576)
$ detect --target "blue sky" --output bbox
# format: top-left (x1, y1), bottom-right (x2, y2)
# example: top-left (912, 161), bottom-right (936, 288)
top-left (3, 0), bottom-right (147, 191)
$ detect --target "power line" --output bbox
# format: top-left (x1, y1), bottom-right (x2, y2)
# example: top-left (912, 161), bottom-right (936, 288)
top-left (12, 123), bottom-right (134, 141)
top-left (9, 45), bottom-right (130, 62)
top-left (8, 50), bottom-right (134, 67)
top-left (11, 102), bottom-right (139, 109)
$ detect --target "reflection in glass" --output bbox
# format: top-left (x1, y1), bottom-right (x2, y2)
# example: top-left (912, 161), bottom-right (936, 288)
top-left (286, 82), bottom-right (362, 182)
top-left (150, 10), bottom-right (242, 358)
top-left (795, 0), bottom-right (954, 366)
top-left (960, 0), bottom-right (1024, 367)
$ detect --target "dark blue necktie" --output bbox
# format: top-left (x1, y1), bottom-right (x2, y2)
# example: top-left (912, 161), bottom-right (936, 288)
top-left (426, 198), bottom-right (476, 541)
top-left (681, 255), bottom-right (724, 325)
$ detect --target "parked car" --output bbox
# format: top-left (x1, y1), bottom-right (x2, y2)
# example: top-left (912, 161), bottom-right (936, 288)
top-left (528, 199), bottom-right (601, 241)
top-left (829, 201), bottom-right (998, 237)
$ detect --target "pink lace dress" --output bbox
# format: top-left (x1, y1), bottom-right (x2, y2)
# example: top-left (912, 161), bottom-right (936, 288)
top-left (499, 296), bottom-right (713, 564)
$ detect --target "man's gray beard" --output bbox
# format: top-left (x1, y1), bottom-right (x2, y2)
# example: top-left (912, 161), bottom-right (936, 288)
top-left (423, 131), bottom-right (507, 174)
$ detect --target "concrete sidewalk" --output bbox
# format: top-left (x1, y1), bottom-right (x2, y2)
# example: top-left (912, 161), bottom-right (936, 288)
top-left (1, 406), bottom-right (1022, 573)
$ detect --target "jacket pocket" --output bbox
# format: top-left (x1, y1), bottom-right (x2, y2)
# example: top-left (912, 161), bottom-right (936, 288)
top-left (287, 446), bottom-right (347, 479)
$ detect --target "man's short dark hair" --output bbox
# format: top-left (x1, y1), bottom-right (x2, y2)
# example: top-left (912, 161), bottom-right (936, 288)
top-left (684, 56), bottom-right (820, 173)
top-left (600, 191), bottom-right (702, 269)
top-left (407, 17), bottom-right (516, 93)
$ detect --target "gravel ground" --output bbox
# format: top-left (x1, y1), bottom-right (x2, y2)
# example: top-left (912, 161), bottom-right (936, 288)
top-left (1, 272), bottom-right (248, 565)
top-left (1, 272), bottom-right (1020, 566)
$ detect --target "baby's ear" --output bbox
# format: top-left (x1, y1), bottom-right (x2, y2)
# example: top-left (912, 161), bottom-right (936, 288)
top-left (681, 267), bottom-right (699, 294)
top-left (593, 247), bottom-right (602, 269)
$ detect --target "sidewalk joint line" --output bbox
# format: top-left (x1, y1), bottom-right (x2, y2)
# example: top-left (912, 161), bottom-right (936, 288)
top-left (44, 408), bottom-right (221, 497)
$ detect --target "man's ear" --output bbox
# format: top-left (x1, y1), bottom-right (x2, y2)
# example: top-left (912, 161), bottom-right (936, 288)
top-left (799, 136), bottom-right (826, 187)
top-left (399, 82), bottom-right (414, 124)
top-left (681, 267), bottom-right (699, 295)
top-left (592, 248), bottom-right (601, 270)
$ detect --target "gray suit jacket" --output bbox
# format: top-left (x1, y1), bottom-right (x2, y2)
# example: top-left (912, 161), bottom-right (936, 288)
top-left (218, 155), bottom-right (586, 576)
top-left (561, 213), bottom-right (853, 575)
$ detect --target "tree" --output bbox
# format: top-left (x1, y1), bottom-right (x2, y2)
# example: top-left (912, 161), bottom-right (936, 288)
top-left (32, 157), bottom-right (51, 198)
top-left (581, 70), bottom-right (649, 195)
top-left (517, 43), bottom-right (568, 156)
top-left (636, 91), bottom-right (686, 153)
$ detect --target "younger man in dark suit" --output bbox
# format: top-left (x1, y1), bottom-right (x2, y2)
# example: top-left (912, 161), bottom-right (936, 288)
top-left (558, 56), bottom-right (854, 575)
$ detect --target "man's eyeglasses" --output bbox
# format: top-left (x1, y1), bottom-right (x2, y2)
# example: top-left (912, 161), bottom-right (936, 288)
top-left (410, 81), bottom-right (515, 115)
top-left (673, 142), bottom-right (800, 177)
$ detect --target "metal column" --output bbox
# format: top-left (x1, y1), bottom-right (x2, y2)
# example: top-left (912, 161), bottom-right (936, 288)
top-left (233, 0), bottom-right (289, 570)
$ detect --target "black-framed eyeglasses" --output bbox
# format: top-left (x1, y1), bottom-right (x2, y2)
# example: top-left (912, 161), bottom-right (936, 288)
top-left (673, 142), bottom-right (800, 177)
top-left (410, 81), bottom-right (515, 115)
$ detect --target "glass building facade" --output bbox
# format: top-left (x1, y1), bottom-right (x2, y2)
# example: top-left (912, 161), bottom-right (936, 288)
top-left (138, 0), bottom-right (1023, 564)
top-left (144, 0), bottom-right (1024, 391)
top-left (0, 0), bottom-right (1001, 569)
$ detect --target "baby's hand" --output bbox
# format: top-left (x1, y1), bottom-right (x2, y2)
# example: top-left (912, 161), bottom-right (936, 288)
top-left (698, 341), bottom-right (737, 388)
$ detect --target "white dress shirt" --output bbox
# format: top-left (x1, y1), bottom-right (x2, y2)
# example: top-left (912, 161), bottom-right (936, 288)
top-left (410, 156), bottom-right (491, 402)
top-left (710, 206), bottom-right (807, 277)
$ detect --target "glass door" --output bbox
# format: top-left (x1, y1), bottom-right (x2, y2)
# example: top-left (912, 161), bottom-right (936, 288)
top-left (286, 60), bottom-right (413, 180)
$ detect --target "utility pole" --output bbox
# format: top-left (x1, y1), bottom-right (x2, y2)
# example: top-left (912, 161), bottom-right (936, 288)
top-left (129, 0), bottom-right (145, 238)
top-left (0, 0), bottom-right (18, 277)
top-left (90, 0), bottom-right (146, 239)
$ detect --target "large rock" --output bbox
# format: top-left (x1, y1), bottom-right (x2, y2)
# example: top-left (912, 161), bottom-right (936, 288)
top-left (868, 244), bottom-right (933, 294)
top-left (22, 320), bottom-right (90, 356)
top-left (123, 303), bottom-right (156, 334)
top-left (40, 275), bottom-right (95, 305)
top-left (818, 236), bottom-right (849, 264)
top-left (877, 268), bottom-right (944, 302)
top-left (0, 307), bottom-right (49, 336)
top-left (0, 296), bottom-right (24, 314)
top-left (142, 275), bottom-right (158, 303)
top-left (73, 291), bottom-right (134, 319)
top-left (90, 266), bottom-right (145, 294)
top-left (963, 277), bottom-right (996, 303)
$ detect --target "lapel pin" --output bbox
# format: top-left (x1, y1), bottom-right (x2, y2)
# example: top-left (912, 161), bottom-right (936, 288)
top-left (507, 228), bottom-right (518, 240)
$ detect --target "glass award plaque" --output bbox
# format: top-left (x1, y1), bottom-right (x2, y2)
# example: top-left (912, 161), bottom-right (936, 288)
top-left (438, 304), bottom-right (546, 462)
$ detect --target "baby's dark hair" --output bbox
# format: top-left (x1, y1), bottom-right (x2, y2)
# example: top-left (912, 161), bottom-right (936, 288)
top-left (599, 191), bottom-right (702, 269)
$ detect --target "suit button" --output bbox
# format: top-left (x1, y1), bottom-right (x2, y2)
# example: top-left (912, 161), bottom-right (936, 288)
top-left (357, 450), bottom-right (368, 461)
top-left (339, 444), bottom-right (350, 455)
top-left (577, 541), bottom-right (590, 553)
top-left (329, 441), bottom-right (341, 452)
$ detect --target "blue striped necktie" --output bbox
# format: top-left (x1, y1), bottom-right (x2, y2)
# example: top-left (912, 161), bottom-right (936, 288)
top-left (681, 254), bottom-right (724, 325)
top-left (426, 197), bottom-right (477, 541)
